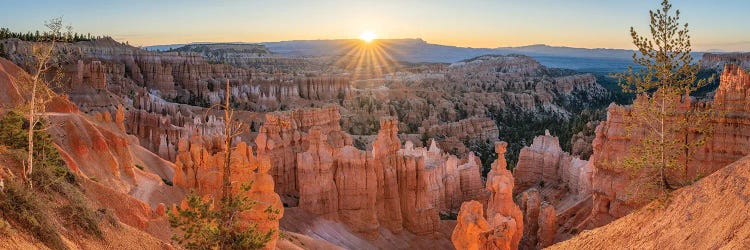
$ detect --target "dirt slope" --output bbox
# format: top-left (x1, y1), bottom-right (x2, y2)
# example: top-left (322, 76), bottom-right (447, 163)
top-left (0, 221), bottom-right (171, 250)
top-left (549, 155), bottom-right (750, 249)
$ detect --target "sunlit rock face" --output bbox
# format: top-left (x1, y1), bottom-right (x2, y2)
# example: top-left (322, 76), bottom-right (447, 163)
top-left (453, 200), bottom-right (521, 250)
top-left (452, 142), bottom-right (523, 250)
top-left (333, 145), bottom-right (379, 239)
top-left (588, 63), bottom-right (750, 227)
top-left (452, 201), bottom-right (492, 250)
top-left (256, 106), bottom-right (486, 239)
top-left (0, 57), bottom-right (24, 108)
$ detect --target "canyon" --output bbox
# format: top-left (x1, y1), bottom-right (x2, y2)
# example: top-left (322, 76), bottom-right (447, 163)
top-left (1, 33), bottom-right (749, 250)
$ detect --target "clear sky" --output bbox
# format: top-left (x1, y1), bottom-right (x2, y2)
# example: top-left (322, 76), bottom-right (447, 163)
top-left (1, 0), bottom-right (748, 51)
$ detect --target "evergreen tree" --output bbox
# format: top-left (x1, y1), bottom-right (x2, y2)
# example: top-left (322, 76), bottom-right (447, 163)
top-left (615, 0), bottom-right (717, 202)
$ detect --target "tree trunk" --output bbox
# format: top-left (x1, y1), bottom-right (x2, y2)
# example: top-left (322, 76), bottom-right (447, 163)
top-left (660, 92), bottom-right (671, 191)
top-left (220, 79), bottom-right (233, 248)
top-left (222, 79), bottom-right (232, 203)
top-left (26, 79), bottom-right (37, 188)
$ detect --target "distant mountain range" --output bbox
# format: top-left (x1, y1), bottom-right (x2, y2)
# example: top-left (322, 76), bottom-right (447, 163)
top-left (144, 38), bottom-right (712, 73)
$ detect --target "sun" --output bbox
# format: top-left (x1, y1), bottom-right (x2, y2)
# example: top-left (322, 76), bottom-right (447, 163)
top-left (359, 31), bottom-right (377, 43)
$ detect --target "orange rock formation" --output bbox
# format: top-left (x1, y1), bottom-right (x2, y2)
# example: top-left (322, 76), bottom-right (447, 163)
top-left (173, 137), bottom-right (284, 249)
top-left (258, 108), bottom-right (486, 239)
top-left (452, 141), bottom-right (523, 250)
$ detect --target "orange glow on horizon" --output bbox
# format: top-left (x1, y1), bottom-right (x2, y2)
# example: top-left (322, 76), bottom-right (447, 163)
top-left (335, 39), bottom-right (402, 80)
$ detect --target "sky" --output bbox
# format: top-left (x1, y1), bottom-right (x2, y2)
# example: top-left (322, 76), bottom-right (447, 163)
top-left (1, 0), bottom-right (749, 51)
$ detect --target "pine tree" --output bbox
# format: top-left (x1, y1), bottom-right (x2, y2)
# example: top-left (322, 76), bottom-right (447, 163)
top-left (615, 0), bottom-right (717, 203)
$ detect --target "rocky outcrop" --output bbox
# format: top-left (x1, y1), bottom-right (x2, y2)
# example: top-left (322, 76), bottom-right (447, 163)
top-left (518, 189), bottom-right (558, 250)
top-left (452, 141), bottom-right (523, 250)
top-left (519, 189), bottom-right (542, 250)
top-left (256, 106), bottom-right (352, 196)
top-left (485, 142), bottom-right (524, 249)
top-left (513, 130), bottom-right (591, 197)
top-left (588, 63), bottom-right (750, 227)
top-left (296, 127), bottom-right (339, 216)
top-left (126, 90), bottom-right (228, 161)
top-left (172, 135), bottom-right (216, 194)
top-left (237, 156), bottom-right (284, 250)
top-left (333, 146), bottom-right (378, 239)
top-left (48, 103), bottom-right (137, 193)
top-left (451, 201), bottom-right (492, 250)
top-left (536, 202), bottom-right (557, 248)
top-left (0, 57), bottom-right (25, 108)
top-left (511, 131), bottom-right (591, 247)
top-left (373, 117), bottom-right (404, 232)
top-left (420, 117), bottom-right (499, 142)
top-left (396, 139), bottom-right (486, 235)
top-left (453, 200), bottom-right (521, 250)
top-left (395, 141), bottom-right (442, 235)
top-left (67, 59), bottom-right (107, 91)
top-left (444, 55), bottom-right (607, 115)
top-left (169, 43), bottom-right (315, 71)
top-left (714, 63), bottom-right (750, 112)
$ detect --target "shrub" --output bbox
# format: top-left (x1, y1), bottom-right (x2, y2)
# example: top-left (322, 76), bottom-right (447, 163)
top-left (0, 181), bottom-right (65, 249)
top-left (0, 111), bottom-right (104, 246)
top-left (0, 218), bottom-right (12, 236)
top-left (59, 202), bottom-right (103, 238)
